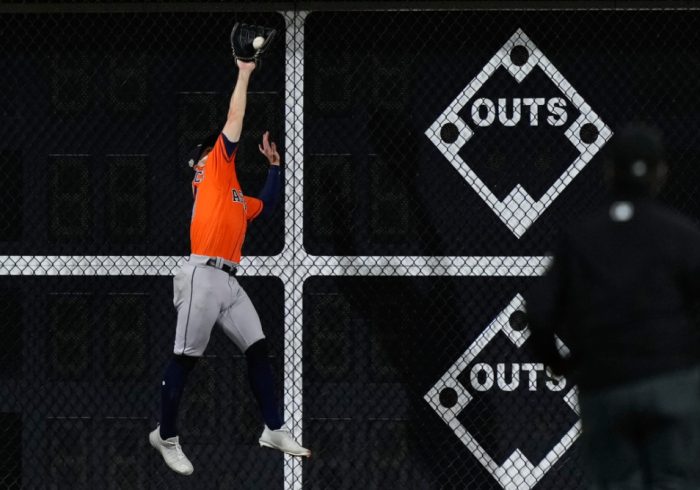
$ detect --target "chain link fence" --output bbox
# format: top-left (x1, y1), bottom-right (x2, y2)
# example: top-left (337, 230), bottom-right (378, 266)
top-left (1, 3), bottom-right (699, 489)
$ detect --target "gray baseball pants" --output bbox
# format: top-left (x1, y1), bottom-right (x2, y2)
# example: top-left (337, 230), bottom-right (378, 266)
top-left (172, 254), bottom-right (265, 356)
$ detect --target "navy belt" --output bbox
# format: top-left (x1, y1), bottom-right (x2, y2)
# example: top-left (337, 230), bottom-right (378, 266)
top-left (205, 258), bottom-right (237, 276)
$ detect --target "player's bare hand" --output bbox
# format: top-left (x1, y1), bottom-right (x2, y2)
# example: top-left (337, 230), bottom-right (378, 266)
top-left (259, 131), bottom-right (281, 166)
top-left (236, 59), bottom-right (256, 72)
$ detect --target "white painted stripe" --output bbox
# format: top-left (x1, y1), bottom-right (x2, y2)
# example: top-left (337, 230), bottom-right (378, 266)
top-left (0, 255), bottom-right (186, 276)
top-left (298, 255), bottom-right (550, 277)
top-left (282, 10), bottom-right (307, 490)
top-left (0, 255), bottom-right (550, 277)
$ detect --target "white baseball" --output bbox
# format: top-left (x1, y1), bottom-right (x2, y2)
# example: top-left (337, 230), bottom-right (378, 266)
top-left (252, 36), bottom-right (265, 50)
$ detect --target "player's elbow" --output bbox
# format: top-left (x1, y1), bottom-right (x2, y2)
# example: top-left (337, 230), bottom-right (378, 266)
top-left (227, 108), bottom-right (244, 124)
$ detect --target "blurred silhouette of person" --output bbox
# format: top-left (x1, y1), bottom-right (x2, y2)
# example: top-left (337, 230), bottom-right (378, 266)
top-left (525, 123), bottom-right (700, 489)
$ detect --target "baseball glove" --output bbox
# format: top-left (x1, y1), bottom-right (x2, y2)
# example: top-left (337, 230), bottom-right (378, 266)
top-left (230, 23), bottom-right (276, 64)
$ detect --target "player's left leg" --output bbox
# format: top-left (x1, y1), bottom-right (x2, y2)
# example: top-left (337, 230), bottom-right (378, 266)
top-left (218, 277), bottom-right (311, 457)
top-left (247, 339), bottom-right (311, 457)
top-left (245, 339), bottom-right (283, 430)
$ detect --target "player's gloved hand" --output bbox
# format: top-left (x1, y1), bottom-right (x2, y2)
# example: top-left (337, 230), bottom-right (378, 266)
top-left (231, 22), bottom-right (276, 65)
top-left (258, 131), bottom-right (281, 166)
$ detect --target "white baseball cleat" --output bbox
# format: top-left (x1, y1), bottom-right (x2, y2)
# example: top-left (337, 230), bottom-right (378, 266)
top-left (149, 426), bottom-right (194, 475)
top-left (259, 425), bottom-right (311, 457)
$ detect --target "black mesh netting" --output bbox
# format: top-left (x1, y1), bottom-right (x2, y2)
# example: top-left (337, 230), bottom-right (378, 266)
top-left (1, 4), bottom-right (699, 490)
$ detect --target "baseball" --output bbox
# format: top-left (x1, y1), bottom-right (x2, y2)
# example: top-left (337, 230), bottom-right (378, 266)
top-left (252, 36), bottom-right (265, 50)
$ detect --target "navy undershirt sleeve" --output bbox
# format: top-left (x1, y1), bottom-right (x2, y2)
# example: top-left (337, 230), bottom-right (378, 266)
top-left (258, 166), bottom-right (281, 218)
top-left (221, 133), bottom-right (238, 159)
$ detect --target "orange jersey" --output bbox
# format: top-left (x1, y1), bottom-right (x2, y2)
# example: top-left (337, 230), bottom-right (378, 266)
top-left (190, 134), bottom-right (263, 263)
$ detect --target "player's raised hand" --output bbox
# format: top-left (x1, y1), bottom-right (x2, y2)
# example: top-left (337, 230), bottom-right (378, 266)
top-left (259, 131), bottom-right (280, 166)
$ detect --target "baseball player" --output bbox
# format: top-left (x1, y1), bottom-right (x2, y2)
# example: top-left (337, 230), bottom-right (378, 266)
top-left (149, 58), bottom-right (310, 476)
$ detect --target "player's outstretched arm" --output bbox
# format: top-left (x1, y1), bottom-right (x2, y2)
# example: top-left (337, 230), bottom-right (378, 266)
top-left (222, 60), bottom-right (256, 144)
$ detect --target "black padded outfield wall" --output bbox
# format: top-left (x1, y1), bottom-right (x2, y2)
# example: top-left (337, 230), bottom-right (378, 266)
top-left (1, 4), bottom-right (699, 489)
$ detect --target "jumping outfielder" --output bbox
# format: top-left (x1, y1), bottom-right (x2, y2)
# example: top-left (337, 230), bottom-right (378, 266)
top-left (149, 24), bottom-right (310, 476)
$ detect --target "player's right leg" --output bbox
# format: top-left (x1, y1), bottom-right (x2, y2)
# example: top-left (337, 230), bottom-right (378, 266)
top-left (149, 354), bottom-right (197, 475)
top-left (150, 261), bottom-right (225, 475)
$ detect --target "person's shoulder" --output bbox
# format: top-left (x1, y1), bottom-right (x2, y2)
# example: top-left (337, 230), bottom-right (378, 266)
top-left (647, 201), bottom-right (700, 238)
top-left (207, 133), bottom-right (237, 166)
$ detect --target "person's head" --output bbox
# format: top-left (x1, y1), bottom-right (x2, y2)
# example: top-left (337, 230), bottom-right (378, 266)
top-left (187, 133), bottom-right (219, 168)
top-left (604, 123), bottom-right (667, 198)
top-left (197, 146), bottom-right (213, 166)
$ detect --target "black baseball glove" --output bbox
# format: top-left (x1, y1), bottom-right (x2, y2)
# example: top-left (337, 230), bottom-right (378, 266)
top-left (230, 22), bottom-right (276, 65)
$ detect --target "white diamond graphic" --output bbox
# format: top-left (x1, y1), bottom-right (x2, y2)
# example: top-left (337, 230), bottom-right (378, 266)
top-left (426, 29), bottom-right (612, 238)
top-left (424, 294), bottom-right (581, 490)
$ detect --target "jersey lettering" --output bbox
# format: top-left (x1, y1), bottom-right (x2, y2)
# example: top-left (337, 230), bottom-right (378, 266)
top-left (232, 188), bottom-right (248, 213)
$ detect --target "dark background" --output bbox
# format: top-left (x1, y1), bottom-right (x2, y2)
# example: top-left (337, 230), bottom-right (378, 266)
top-left (304, 9), bottom-right (700, 256)
top-left (1, 3), bottom-right (699, 489)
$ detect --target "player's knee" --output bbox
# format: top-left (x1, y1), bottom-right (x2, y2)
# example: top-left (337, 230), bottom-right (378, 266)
top-left (245, 339), bottom-right (269, 362)
top-left (173, 354), bottom-right (198, 372)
